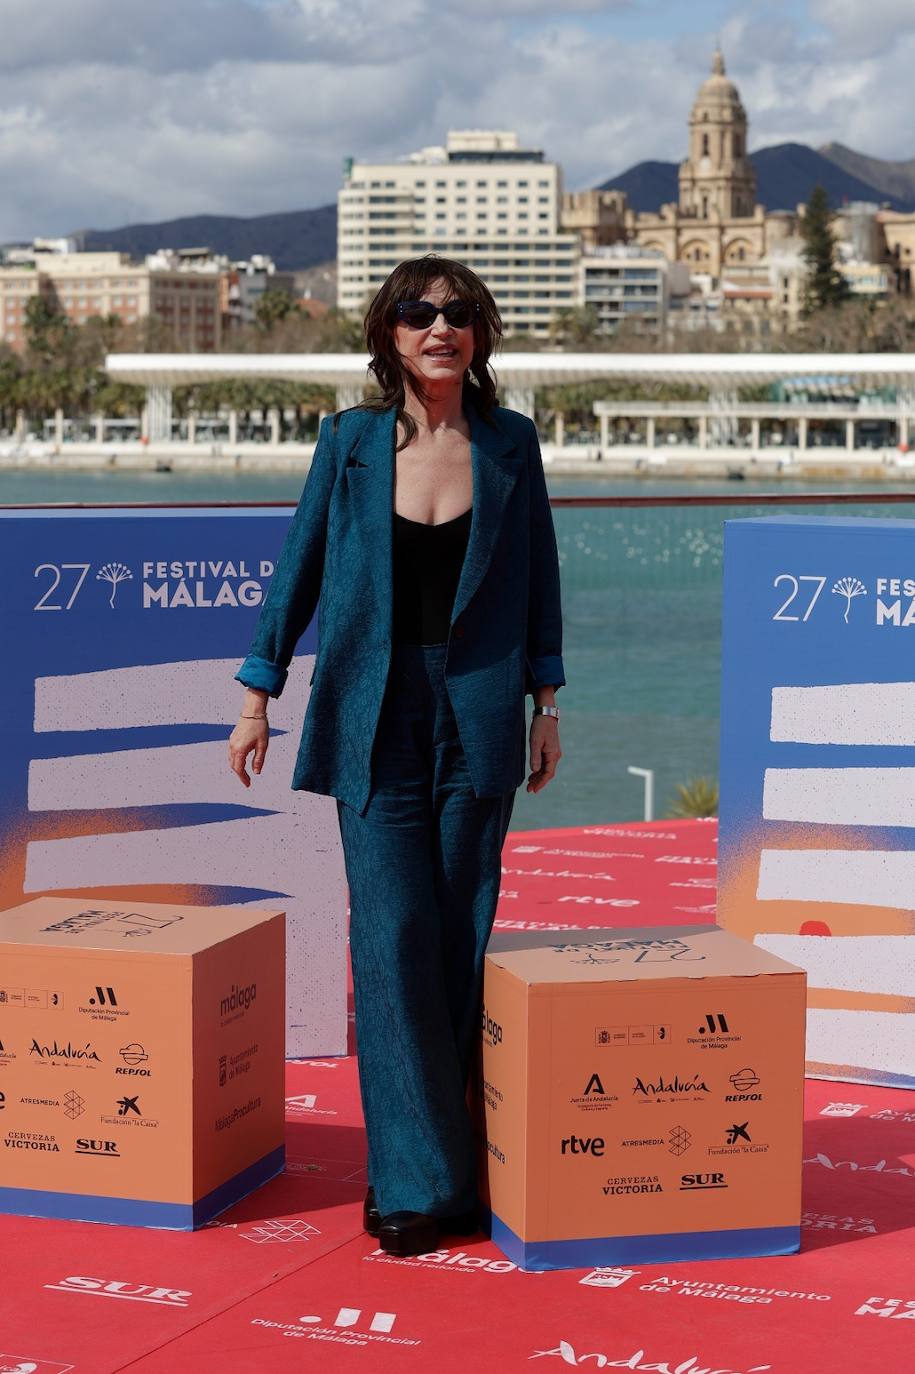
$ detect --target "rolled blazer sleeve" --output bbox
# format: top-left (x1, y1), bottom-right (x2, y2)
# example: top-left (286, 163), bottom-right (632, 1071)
top-left (235, 414), bottom-right (337, 698)
top-left (524, 417), bottom-right (566, 696)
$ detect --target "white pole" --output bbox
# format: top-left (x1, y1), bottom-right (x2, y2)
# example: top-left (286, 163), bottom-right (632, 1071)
top-left (627, 766), bottom-right (655, 822)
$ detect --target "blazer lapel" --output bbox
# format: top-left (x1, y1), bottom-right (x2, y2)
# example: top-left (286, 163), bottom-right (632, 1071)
top-left (342, 399), bottom-right (522, 636)
top-left (343, 406), bottom-right (396, 638)
top-left (452, 402), bottom-right (521, 626)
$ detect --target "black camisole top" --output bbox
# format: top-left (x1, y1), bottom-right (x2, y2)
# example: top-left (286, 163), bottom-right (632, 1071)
top-left (391, 507), bottom-right (473, 645)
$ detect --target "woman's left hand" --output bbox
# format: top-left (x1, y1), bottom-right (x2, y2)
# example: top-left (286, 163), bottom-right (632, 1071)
top-left (526, 715), bottom-right (561, 794)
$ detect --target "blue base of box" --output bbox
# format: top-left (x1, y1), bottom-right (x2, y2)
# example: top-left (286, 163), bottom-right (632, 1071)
top-left (0, 1144), bottom-right (285, 1230)
top-left (484, 1209), bottom-right (800, 1272)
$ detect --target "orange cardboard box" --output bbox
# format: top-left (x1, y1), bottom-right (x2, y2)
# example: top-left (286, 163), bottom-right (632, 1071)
top-left (480, 923), bottom-right (806, 1271)
top-left (0, 896), bottom-right (285, 1229)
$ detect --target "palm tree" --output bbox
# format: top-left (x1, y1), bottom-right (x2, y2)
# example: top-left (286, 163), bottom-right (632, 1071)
top-left (667, 777), bottom-right (719, 818)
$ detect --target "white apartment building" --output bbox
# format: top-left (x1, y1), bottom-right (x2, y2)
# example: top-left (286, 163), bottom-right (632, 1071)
top-left (337, 130), bottom-right (579, 337)
top-left (581, 245), bottom-right (688, 336)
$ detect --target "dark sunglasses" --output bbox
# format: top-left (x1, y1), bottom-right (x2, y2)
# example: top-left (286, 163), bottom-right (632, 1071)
top-left (395, 299), bottom-right (480, 330)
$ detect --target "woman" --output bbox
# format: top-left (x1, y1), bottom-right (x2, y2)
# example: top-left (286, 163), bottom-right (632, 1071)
top-left (229, 254), bottom-right (564, 1258)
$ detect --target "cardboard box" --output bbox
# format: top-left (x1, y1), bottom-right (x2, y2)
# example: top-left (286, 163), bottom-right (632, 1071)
top-left (0, 896), bottom-right (285, 1229)
top-left (480, 923), bottom-right (806, 1272)
top-left (720, 514), bottom-right (915, 1089)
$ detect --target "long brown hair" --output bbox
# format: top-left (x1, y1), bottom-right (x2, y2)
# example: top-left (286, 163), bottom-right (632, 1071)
top-left (354, 255), bottom-right (503, 449)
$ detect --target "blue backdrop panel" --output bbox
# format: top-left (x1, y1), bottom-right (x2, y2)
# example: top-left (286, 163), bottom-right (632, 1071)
top-left (719, 514), bottom-right (915, 1089)
top-left (0, 507), bottom-right (347, 1057)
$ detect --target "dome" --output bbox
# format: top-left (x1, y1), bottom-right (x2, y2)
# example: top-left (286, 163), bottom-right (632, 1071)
top-left (695, 48), bottom-right (741, 105)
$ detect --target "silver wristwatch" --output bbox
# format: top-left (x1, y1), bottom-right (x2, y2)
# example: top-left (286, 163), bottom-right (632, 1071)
top-left (532, 704), bottom-right (560, 721)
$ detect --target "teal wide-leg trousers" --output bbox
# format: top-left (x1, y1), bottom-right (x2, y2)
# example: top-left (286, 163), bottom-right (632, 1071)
top-left (336, 641), bottom-right (516, 1219)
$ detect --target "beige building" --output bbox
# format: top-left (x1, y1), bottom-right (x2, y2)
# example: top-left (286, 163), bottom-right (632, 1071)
top-left (0, 248), bottom-right (223, 353)
top-left (627, 51), bottom-right (798, 273)
top-left (561, 50), bottom-right (798, 277)
top-left (561, 190), bottom-right (627, 252)
top-left (337, 130), bottom-right (579, 338)
top-left (562, 48), bottom-right (915, 314)
top-left (878, 210), bottom-right (915, 294)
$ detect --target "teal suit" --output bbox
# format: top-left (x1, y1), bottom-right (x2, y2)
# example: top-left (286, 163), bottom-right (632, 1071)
top-left (235, 394), bottom-right (565, 1220)
top-left (235, 395), bottom-right (565, 812)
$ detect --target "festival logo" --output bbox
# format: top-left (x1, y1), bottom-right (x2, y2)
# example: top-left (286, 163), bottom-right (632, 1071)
top-left (854, 1296), bottom-right (915, 1320)
top-left (832, 577), bottom-right (867, 624)
top-left (96, 563), bottom-right (134, 609)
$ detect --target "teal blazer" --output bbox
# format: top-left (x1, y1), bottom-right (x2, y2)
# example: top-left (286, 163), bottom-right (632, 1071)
top-left (235, 396), bottom-right (565, 813)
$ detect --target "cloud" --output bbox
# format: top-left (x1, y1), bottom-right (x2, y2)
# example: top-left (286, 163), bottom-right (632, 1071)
top-left (1, 1), bottom-right (915, 244)
top-left (455, 0), bottom-right (622, 12)
top-left (808, 0), bottom-right (915, 58)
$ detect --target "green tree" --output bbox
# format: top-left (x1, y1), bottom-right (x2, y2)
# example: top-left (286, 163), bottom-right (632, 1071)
top-left (801, 185), bottom-right (851, 317)
top-left (548, 305), bottom-right (602, 350)
top-left (254, 288), bottom-right (301, 334)
top-left (23, 294), bottom-right (74, 366)
top-left (0, 346), bottom-right (24, 432)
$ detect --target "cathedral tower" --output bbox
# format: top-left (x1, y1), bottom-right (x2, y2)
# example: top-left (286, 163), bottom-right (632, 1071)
top-left (679, 49), bottom-right (756, 220)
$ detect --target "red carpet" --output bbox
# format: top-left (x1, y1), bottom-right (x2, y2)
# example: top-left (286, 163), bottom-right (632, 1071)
top-left (1, 821), bottom-right (912, 1374)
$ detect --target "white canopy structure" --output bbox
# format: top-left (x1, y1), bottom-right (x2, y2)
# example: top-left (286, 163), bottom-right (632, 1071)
top-left (104, 351), bottom-right (915, 446)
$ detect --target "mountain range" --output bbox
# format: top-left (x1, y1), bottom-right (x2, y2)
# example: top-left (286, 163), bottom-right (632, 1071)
top-left (51, 141), bottom-right (915, 273)
top-left (75, 204), bottom-right (338, 274)
top-left (599, 141), bottom-right (915, 215)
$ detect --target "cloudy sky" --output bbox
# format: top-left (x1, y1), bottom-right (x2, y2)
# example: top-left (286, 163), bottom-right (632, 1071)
top-left (2, 0), bottom-right (914, 241)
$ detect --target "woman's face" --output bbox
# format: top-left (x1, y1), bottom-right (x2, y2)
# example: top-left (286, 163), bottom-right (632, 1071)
top-left (393, 277), bottom-right (477, 394)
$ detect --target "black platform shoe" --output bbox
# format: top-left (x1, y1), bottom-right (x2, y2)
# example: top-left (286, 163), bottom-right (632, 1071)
top-left (378, 1210), bottom-right (441, 1258)
top-left (363, 1186), bottom-right (382, 1237)
top-left (438, 1205), bottom-right (480, 1237)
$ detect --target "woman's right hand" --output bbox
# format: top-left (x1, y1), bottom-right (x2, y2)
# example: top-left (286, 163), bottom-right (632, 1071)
top-left (228, 713), bottom-right (270, 787)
